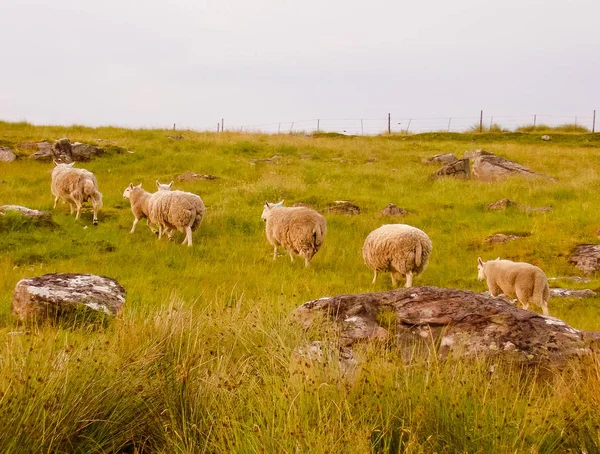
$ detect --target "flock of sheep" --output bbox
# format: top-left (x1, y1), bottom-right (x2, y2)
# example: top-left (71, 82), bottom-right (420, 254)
top-left (49, 157), bottom-right (551, 317)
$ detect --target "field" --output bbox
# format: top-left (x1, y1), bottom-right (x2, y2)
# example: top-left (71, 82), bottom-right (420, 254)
top-left (1, 121), bottom-right (600, 453)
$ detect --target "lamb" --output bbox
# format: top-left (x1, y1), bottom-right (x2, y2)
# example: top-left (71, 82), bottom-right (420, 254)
top-left (122, 183), bottom-right (159, 234)
top-left (261, 201), bottom-right (327, 267)
top-left (51, 162), bottom-right (103, 225)
top-left (147, 189), bottom-right (206, 247)
top-left (362, 224), bottom-right (432, 287)
top-left (477, 257), bottom-right (549, 315)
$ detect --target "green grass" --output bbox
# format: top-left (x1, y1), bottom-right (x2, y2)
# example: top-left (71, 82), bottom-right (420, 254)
top-left (516, 123), bottom-right (592, 133)
top-left (1, 120), bottom-right (600, 452)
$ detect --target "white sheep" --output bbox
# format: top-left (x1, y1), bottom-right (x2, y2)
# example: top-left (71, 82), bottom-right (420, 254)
top-left (148, 189), bottom-right (206, 247)
top-left (261, 201), bottom-right (327, 267)
top-left (122, 183), bottom-right (159, 234)
top-left (51, 162), bottom-right (103, 225)
top-left (362, 224), bottom-right (432, 287)
top-left (156, 180), bottom-right (174, 191)
top-left (477, 257), bottom-right (549, 315)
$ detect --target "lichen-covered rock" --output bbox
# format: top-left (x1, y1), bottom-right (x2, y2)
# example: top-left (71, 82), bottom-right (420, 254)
top-left (71, 142), bottom-right (104, 161)
top-left (381, 203), bottom-right (409, 217)
top-left (485, 233), bottom-right (526, 244)
top-left (0, 147), bottom-right (16, 162)
top-left (294, 287), bottom-right (600, 364)
top-left (422, 153), bottom-right (458, 165)
top-left (569, 244), bottom-right (600, 274)
top-left (28, 142), bottom-right (53, 160)
top-left (12, 273), bottom-right (125, 321)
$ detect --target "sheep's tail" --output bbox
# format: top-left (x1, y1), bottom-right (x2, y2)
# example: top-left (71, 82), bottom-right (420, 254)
top-left (312, 223), bottom-right (324, 249)
top-left (414, 241), bottom-right (423, 267)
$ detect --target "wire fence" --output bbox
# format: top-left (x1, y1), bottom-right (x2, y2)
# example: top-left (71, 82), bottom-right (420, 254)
top-left (214, 111), bottom-right (597, 135)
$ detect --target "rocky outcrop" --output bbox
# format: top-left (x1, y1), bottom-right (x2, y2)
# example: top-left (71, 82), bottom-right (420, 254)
top-left (0, 205), bottom-right (53, 223)
top-left (0, 147), bottom-right (16, 162)
top-left (294, 287), bottom-right (600, 364)
top-left (12, 273), bottom-right (125, 322)
top-left (177, 172), bottom-right (219, 181)
top-left (464, 149), bottom-right (494, 160)
top-left (381, 203), bottom-right (409, 217)
top-left (327, 200), bottom-right (361, 215)
top-left (549, 288), bottom-right (597, 298)
top-left (473, 154), bottom-right (550, 181)
top-left (485, 198), bottom-right (552, 213)
top-left (431, 158), bottom-right (470, 179)
top-left (51, 138), bottom-right (103, 162)
top-left (569, 244), bottom-right (600, 274)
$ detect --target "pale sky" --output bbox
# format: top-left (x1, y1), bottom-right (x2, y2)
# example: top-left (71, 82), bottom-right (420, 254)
top-left (1, 0), bottom-right (598, 134)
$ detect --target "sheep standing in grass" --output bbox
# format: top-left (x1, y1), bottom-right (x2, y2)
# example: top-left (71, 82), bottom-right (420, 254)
top-left (261, 201), bottom-right (327, 267)
top-left (51, 162), bottom-right (103, 225)
top-left (477, 257), bottom-right (549, 315)
top-left (122, 183), bottom-right (159, 234)
top-left (362, 224), bottom-right (432, 287)
top-left (148, 189), bottom-right (206, 247)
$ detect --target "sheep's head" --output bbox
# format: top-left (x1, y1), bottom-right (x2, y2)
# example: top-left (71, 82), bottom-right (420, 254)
top-left (477, 257), bottom-right (486, 280)
top-left (261, 200), bottom-right (284, 222)
top-left (123, 183), bottom-right (142, 199)
top-left (156, 180), bottom-right (174, 191)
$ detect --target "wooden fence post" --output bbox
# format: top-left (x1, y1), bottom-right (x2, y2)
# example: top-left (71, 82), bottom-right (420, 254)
top-left (479, 110), bottom-right (483, 132)
top-left (388, 113), bottom-right (391, 134)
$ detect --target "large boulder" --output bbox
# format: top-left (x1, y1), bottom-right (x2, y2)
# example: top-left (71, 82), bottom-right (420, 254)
top-left (473, 153), bottom-right (549, 181)
top-left (0, 147), bottom-right (16, 162)
top-left (294, 287), bottom-right (600, 364)
top-left (71, 142), bottom-right (104, 161)
top-left (12, 273), bottom-right (125, 322)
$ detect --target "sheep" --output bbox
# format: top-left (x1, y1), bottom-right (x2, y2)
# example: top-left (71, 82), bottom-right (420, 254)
top-left (147, 189), bottom-right (206, 247)
top-left (51, 162), bottom-right (103, 225)
top-left (261, 201), bottom-right (327, 267)
top-left (362, 224), bottom-right (432, 287)
top-left (156, 180), bottom-right (174, 191)
top-left (122, 183), bottom-right (159, 235)
top-left (477, 257), bottom-right (549, 316)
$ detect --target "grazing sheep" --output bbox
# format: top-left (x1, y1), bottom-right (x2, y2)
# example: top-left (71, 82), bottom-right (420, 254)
top-left (51, 162), bottom-right (103, 225)
top-left (477, 257), bottom-right (549, 316)
top-left (362, 224), bottom-right (432, 287)
top-left (122, 183), bottom-right (158, 235)
top-left (148, 189), bottom-right (206, 247)
top-left (261, 201), bottom-right (327, 267)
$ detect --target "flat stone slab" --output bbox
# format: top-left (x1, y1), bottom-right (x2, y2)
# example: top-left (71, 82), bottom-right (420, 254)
top-left (0, 205), bottom-right (52, 222)
top-left (12, 273), bottom-right (125, 321)
top-left (294, 286), bottom-right (600, 364)
top-left (549, 288), bottom-right (597, 298)
top-left (569, 244), bottom-right (600, 274)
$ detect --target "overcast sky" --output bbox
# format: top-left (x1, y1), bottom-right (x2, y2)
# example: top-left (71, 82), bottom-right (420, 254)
top-left (0, 0), bottom-right (598, 133)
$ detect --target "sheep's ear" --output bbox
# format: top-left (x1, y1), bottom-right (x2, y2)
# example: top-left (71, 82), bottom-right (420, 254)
top-left (478, 257), bottom-right (484, 266)
top-left (128, 183), bottom-right (134, 189)
top-left (275, 200), bottom-right (284, 207)
top-left (496, 257), bottom-right (501, 261)
top-left (265, 201), bottom-right (271, 208)
top-left (67, 162), bottom-right (75, 167)
top-left (53, 160), bottom-right (59, 166)
top-left (168, 181), bottom-right (174, 189)
top-left (136, 183), bottom-right (142, 188)
top-left (156, 180), bottom-right (160, 189)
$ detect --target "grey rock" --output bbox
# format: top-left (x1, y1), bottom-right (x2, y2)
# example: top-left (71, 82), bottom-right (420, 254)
top-left (569, 244), bottom-right (600, 274)
top-left (473, 154), bottom-right (550, 181)
top-left (422, 153), bottom-right (458, 165)
top-left (177, 171), bottom-right (219, 182)
top-left (12, 273), bottom-right (125, 322)
top-left (0, 205), bottom-right (53, 223)
top-left (485, 198), bottom-right (552, 213)
top-left (431, 158), bottom-right (471, 179)
top-left (381, 203), bottom-right (409, 217)
top-left (0, 147), bottom-right (16, 162)
top-left (327, 200), bottom-right (360, 215)
top-left (28, 142), bottom-right (53, 161)
top-left (541, 135), bottom-right (551, 141)
top-left (485, 233), bottom-right (526, 244)
top-left (294, 287), bottom-right (600, 364)
top-left (549, 288), bottom-right (597, 298)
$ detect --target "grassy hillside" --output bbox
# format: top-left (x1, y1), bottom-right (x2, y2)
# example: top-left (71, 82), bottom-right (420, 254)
top-left (1, 121), bottom-right (600, 452)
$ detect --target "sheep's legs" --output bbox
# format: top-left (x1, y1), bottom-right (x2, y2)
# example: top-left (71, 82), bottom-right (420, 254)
top-left (404, 272), bottom-right (413, 288)
top-left (130, 218), bottom-right (139, 233)
top-left (92, 206), bottom-right (98, 225)
top-left (540, 300), bottom-right (549, 316)
top-left (181, 226), bottom-right (193, 247)
top-left (74, 202), bottom-right (82, 220)
top-left (145, 220), bottom-right (158, 235)
top-left (372, 270), bottom-right (378, 284)
top-left (53, 196), bottom-right (59, 209)
top-left (288, 250), bottom-right (294, 262)
top-left (273, 246), bottom-right (278, 261)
